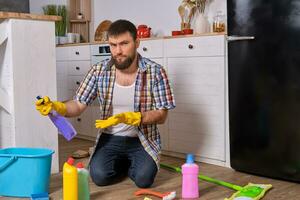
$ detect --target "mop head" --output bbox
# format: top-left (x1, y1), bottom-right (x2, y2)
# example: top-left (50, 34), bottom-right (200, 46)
top-left (225, 183), bottom-right (272, 200)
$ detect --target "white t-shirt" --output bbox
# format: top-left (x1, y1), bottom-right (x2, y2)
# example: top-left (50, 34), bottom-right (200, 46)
top-left (104, 82), bottom-right (139, 137)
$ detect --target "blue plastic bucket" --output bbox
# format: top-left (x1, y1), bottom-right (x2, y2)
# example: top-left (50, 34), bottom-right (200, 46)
top-left (0, 148), bottom-right (54, 197)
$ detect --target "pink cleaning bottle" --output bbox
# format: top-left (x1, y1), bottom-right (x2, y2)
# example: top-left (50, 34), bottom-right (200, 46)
top-left (182, 154), bottom-right (199, 199)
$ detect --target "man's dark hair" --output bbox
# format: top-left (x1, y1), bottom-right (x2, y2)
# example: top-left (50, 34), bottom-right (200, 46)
top-left (107, 19), bottom-right (137, 40)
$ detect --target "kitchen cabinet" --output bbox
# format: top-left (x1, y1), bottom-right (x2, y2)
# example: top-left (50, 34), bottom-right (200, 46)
top-left (164, 35), bottom-right (227, 166)
top-left (0, 16), bottom-right (59, 173)
top-left (56, 45), bottom-right (97, 139)
top-left (56, 34), bottom-right (228, 166)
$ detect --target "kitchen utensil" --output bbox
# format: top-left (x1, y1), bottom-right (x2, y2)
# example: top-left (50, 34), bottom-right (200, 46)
top-left (94, 20), bottom-right (112, 41)
top-left (213, 11), bottom-right (226, 32)
top-left (178, 4), bottom-right (185, 29)
top-left (172, 30), bottom-right (183, 36)
top-left (188, 5), bottom-right (196, 25)
top-left (137, 25), bottom-right (151, 38)
top-left (182, 28), bottom-right (193, 35)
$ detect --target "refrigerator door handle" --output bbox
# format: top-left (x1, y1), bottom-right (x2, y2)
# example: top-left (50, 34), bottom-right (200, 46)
top-left (227, 35), bottom-right (255, 42)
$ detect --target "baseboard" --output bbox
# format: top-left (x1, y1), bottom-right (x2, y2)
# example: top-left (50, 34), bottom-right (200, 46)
top-left (161, 150), bottom-right (228, 167)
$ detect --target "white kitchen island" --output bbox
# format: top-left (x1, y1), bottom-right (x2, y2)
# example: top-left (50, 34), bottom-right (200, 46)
top-left (0, 12), bottom-right (61, 173)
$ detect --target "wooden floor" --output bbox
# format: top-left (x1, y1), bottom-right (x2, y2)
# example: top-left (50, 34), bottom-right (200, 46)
top-left (1, 136), bottom-right (300, 200)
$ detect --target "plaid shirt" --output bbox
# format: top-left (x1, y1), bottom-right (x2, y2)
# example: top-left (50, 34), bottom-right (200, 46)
top-left (75, 54), bottom-right (175, 168)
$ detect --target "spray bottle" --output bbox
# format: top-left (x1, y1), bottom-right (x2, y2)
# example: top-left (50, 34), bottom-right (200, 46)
top-left (76, 162), bottom-right (90, 200)
top-left (181, 153), bottom-right (199, 199)
top-left (36, 96), bottom-right (77, 141)
top-left (63, 157), bottom-right (78, 200)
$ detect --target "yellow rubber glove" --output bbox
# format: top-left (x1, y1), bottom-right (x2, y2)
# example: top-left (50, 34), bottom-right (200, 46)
top-left (95, 112), bottom-right (141, 129)
top-left (35, 96), bottom-right (67, 116)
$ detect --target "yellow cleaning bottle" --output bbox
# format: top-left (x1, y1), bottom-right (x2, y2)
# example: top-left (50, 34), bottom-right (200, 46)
top-left (63, 157), bottom-right (78, 200)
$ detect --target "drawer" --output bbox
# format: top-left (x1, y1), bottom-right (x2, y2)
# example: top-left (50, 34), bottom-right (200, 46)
top-left (164, 35), bottom-right (225, 57)
top-left (57, 87), bottom-right (68, 101)
top-left (57, 74), bottom-right (67, 87)
top-left (138, 39), bottom-right (163, 58)
top-left (68, 45), bottom-right (90, 60)
top-left (70, 109), bottom-right (92, 136)
top-left (68, 75), bottom-right (83, 90)
top-left (68, 60), bottom-right (91, 75)
top-left (56, 47), bottom-right (69, 61)
top-left (67, 89), bottom-right (92, 136)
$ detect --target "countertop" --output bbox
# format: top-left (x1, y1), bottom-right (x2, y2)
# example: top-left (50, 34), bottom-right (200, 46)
top-left (0, 11), bottom-right (61, 21)
top-left (57, 32), bottom-right (227, 47)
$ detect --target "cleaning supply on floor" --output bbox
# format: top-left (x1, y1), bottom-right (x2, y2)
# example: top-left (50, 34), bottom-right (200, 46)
top-left (181, 153), bottom-right (199, 199)
top-left (0, 148), bottom-right (54, 197)
top-left (135, 189), bottom-right (176, 200)
top-left (72, 150), bottom-right (89, 159)
top-left (76, 162), bottom-right (90, 200)
top-left (63, 157), bottom-right (78, 200)
top-left (225, 183), bottom-right (272, 200)
top-left (30, 192), bottom-right (49, 200)
top-left (160, 162), bottom-right (272, 200)
top-left (36, 96), bottom-right (77, 141)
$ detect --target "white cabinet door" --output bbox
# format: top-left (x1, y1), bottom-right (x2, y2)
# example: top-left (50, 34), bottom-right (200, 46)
top-left (165, 36), bottom-right (226, 162)
top-left (56, 61), bottom-right (68, 101)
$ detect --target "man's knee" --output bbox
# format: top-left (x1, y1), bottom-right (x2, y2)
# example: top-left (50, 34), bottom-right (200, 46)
top-left (134, 172), bottom-right (155, 188)
top-left (89, 167), bottom-right (112, 186)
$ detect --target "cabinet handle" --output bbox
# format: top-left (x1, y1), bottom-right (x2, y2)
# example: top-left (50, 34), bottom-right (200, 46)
top-left (76, 81), bottom-right (80, 85)
top-left (142, 47), bottom-right (147, 52)
top-left (77, 118), bottom-right (81, 122)
top-left (188, 44), bottom-right (194, 49)
top-left (75, 51), bottom-right (80, 55)
top-left (75, 66), bottom-right (80, 70)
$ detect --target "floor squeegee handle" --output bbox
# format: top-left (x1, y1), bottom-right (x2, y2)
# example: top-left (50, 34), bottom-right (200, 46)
top-left (160, 163), bottom-right (243, 191)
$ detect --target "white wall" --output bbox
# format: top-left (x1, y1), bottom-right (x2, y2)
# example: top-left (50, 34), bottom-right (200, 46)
top-left (30, 0), bottom-right (226, 39)
top-left (92, 0), bottom-right (226, 38)
top-left (29, 0), bottom-right (67, 14)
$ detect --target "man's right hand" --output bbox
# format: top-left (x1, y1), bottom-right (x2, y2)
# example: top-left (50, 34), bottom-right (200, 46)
top-left (35, 96), bottom-right (67, 116)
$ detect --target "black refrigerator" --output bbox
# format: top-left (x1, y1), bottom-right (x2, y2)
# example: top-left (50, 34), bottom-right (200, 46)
top-left (228, 0), bottom-right (300, 182)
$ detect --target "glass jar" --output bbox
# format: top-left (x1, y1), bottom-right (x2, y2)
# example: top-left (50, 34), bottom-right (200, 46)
top-left (213, 11), bottom-right (226, 32)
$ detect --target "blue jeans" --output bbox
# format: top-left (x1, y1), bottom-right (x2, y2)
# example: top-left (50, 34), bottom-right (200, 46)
top-left (89, 133), bottom-right (158, 188)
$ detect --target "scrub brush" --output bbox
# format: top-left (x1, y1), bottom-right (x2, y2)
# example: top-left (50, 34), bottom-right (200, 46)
top-left (134, 189), bottom-right (176, 200)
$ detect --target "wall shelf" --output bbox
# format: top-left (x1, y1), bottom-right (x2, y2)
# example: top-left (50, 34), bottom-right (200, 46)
top-left (69, 0), bottom-right (91, 42)
top-left (70, 19), bottom-right (89, 23)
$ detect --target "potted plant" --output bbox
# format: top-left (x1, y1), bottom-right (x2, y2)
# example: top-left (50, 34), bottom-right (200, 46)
top-left (43, 4), bottom-right (67, 44)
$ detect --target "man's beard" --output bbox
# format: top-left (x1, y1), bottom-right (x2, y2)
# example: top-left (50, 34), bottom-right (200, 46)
top-left (112, 52), bottom-right (135, 70)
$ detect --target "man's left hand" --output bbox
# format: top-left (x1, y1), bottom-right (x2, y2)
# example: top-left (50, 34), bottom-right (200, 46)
top-left (95, 112), bottom-right (141, 129)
